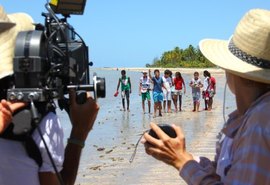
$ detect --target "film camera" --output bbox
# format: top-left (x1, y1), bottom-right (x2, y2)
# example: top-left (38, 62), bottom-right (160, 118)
top-left (7, 0), bottom-right (106, 105)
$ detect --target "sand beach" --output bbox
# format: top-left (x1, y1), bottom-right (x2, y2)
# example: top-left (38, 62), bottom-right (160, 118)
top-left (57, 68), bottom-right (235, 185)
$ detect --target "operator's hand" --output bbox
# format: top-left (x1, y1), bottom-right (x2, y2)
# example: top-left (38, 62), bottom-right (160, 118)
top-left (142, 123), bottom-right (193, 171)
top-left (0, 100), bottom-right (27, 134)
top-left (69, 90), bottom-right (99, 141)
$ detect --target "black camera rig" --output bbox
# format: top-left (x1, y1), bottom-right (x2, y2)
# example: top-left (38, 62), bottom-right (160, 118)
top-left (2, 2), bottom-right (105, 184)
top-left (7, 2), bottom-right (105, 105)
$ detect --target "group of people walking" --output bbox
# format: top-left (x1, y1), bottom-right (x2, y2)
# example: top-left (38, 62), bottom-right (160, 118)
top-left (115, 69), bottom-right (216, 118)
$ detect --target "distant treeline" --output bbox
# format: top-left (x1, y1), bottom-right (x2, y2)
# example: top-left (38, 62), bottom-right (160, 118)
top-left (146, 45), bottom-right (216, 68)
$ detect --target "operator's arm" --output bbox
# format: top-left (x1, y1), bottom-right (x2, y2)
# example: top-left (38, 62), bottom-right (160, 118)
top-left (39, 90), bottom-right (99, 185)
top-left (0, 100), bottom-right (26, 134)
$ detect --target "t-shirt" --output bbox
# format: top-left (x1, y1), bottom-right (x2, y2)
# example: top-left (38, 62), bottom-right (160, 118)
top-left (140, 76), bottom-right (151, 93)
top-left (152, 76), bottom-right (163, 93)
top-left (174, 77), bottom-right (185, 90)
top-left (0, 112), bottom-right (64, 185)
top-left (162, 76), bottom-right (172, 92)
top-left (190, 78), bottom-right (202, 94)
top-left (119, 76), bottom-right (130, 91)
top-left (203, 77), bottom-right (209, 91)
top-left (209, 76), bottom-right (216, 90)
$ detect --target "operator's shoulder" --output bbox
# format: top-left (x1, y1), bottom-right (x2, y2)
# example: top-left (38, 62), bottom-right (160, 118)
top-left (246, 99), bottom-right (270, 127)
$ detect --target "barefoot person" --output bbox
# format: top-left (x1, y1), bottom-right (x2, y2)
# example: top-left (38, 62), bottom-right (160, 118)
top-left (189, 71), bottom-right (203, 112)
top-left (143, 9), bottom-right (270, 184)
top-left (139, 71), bottom-right (151, 114)
top-left (149, 69), bottom-right (166, 118)
top-left (202, 70), bottom-right (210, 110)
top-left (208, 72), bottom-right (216, 111)
top-left (162, 70), bottom-right (173, 113)
top-left (173, 72), bottom-right (186, 112)
top-left (116, 70), bottom-right (132, 111)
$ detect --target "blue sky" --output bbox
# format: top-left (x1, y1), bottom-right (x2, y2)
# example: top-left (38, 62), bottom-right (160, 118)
top-left (1, 0), bottom-right (270, 67)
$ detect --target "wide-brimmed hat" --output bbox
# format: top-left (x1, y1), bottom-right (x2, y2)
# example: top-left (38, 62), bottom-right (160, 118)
top-left (200, 9), bottom-right (270, 84)
top-left (0, 6), bottom-right (15, 32)
top-left (0, 6), bottom-right (34, 80)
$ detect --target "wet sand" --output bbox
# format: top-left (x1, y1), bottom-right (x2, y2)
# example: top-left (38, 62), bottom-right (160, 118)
top-left (57, 69), bottom-right (235, 185)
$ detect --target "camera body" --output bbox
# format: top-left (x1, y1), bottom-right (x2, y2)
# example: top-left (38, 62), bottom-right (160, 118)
top-left (7, 4), bottom-right (105, 103)
top-left (148, 124), bottom-right (177, 139)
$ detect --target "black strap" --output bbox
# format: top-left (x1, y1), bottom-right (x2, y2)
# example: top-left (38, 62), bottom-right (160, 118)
top-left (0, 102), bottom-right (56, 167)
top-left (25, 136), bottom-right (43, 167)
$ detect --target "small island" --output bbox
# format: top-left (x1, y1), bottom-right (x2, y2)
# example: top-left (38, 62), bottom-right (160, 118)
top-left (146, 45), bottom-right (215, 68)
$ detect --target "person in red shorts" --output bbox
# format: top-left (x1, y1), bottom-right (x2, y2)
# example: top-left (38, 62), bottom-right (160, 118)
top-left (172, 72), bottom-right (186, 112)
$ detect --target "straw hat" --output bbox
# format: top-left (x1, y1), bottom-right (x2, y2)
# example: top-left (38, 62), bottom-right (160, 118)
top-left (0, 6), bottom-right (15, 32)
top-left (0, 6), bottom-right (34, 79)
top-left (200, 9), bottom-right (270, 84)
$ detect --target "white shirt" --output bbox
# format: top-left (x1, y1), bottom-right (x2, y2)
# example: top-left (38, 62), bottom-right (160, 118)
top-left (140, 76), bottom-right (151, 93)
top-left (0, 112), bottom-right (64, 185)
top-left (203, 77), bottom-right (209, 91)
top-left (162, 76), bottom-right (172, 92)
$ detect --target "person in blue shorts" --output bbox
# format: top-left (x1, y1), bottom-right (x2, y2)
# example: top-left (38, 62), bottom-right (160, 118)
top-left (149, 69), bottom-right (167, 118)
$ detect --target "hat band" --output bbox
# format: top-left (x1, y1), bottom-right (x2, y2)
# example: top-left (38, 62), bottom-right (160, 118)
top-left (228, 40), bottom-right (270, 69)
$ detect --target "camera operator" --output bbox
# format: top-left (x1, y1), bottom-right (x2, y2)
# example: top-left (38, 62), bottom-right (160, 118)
top-left (0, 6), bottom-right (99, 185)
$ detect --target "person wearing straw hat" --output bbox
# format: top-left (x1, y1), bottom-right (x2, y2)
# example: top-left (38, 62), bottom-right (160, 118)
top-left (143, 9), bottom-right (270, 184)
top-left (0, 6), bottom-right (99, 185)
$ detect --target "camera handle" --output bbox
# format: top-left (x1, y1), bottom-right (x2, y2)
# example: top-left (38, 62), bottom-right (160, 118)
top-left (29, 98), bottom-right (65, 185)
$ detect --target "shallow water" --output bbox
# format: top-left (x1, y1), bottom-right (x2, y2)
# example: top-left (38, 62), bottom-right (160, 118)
top-left (56, 68), bottom-right (236, 185)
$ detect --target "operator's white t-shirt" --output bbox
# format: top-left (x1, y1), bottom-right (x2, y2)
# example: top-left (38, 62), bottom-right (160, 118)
top-left (0, 112), bottom-right (65, 185)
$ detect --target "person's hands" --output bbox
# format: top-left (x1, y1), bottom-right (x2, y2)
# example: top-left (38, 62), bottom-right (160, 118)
top-left (0, 100), bottom-right (27, 134)
top-left (142, 123), bottom-right (193, 171)
top-left (69, 90), bottom-right (99, 141)
top-left (184, 88), bottom-right (186, 94)
top-left (130, 89), bottom-right (132, 94)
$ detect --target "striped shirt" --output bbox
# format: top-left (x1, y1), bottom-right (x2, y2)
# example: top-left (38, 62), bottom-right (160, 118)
top-left (180, 91), bottom-right (270, 185)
